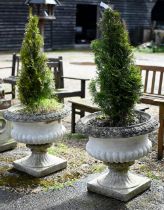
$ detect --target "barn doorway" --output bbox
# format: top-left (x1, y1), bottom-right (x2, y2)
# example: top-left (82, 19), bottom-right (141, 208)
top-left (75, 4), bottom-right (97, 44)
top-left (151, 0), bottom-right (164, 45)
top-left (152, 0), bottom-right (164, 29)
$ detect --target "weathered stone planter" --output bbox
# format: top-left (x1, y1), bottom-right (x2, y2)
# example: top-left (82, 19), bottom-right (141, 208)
top-left (76, 111), bottom-right (158, 201)
top-left (0, 85), bottom-right (16, 152)
top-left (0, 109), bottom-right (16, 152)
top-left (4, 104), bottom-right (70, 177)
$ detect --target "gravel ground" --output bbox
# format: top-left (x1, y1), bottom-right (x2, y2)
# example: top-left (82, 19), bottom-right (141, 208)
top-left (0, 176), bottom-right (163, 210)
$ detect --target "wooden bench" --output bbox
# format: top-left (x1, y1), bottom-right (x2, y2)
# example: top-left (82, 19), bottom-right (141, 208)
top-left (138, 64), bottom-right (164, 160)
top-left (2, 53), bottom-right (20, 99)
top-left (69, 98), bottom-right (100, 133)
top-left (47, 57), bottom-right (89, 101)
top-left (3, 53), bottom-right (89, 101)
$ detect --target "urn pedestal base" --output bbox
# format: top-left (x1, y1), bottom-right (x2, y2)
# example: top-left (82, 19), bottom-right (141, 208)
top-left (87, 162), bottom-right (151, 202)
top-left (0, 140), bottom-right (17, 152)
top-left (13, 144), bottom-right (67, 177)
top-left (88, 173), bottom-right (150, 202)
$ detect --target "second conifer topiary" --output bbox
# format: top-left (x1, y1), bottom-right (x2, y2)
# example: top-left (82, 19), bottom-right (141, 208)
top-left (90, 8), bottom-right (142, 126)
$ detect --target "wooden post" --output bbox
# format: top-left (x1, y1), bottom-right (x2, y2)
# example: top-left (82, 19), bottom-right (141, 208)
top-left (71, 103), bottom-right (76, 133)
top-left (59, 57), bottom-right (64, 88)
top-left (11, 53), bottom-right (17, 76)
top-left (158, 103), bottom-right (164, 159)
top-left (80, 80), bottom-right (86, 98)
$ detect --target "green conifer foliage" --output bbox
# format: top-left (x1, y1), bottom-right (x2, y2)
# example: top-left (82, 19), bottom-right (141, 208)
top-left (17, 14), bottom-right (59, 112)
top-left (90, 9), bottom-right (142, 126)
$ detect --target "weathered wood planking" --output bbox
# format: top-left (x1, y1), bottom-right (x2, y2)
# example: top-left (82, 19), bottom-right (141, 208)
top-left (0, 0), bottom-right (157, 51)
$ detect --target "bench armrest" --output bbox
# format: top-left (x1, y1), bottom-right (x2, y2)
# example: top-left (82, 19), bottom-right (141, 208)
top-left (3, 76), bottom-right (17, 85)
top-left (62, 76), bottom-right (90, 81)
top-left (61, 76), bottom-right (89, 98)
top-left (0, 67), bottom-right (11, 70)
top-left (153, 98), bottom-right (164, 103)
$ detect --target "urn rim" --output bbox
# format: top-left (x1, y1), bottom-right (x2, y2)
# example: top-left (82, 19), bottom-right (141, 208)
top-left (76, 111), bottom-right (158, 138)
top-left (3, 104), bottom-right (70, 123)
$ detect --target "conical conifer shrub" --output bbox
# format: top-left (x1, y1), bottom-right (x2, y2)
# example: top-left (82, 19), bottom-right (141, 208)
top-left (90, 8), bottom-right (142, 126)
top-left (17, 14), bottom-right (59, 113)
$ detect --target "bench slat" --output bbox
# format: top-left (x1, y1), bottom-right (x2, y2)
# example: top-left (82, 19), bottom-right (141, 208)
top-left (158, 72), bottom-right (163, 95)
top-left (144, 69), bottom-right (149, 93)
top-left (151, 71), bottom-right (156, 94)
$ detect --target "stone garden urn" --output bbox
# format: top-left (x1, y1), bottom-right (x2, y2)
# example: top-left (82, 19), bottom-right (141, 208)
top-left (0, 85), bottom-right (16, 152)
top-left (76, 111), bottom-right (158, 201)
top-left (0, 108), bottom-right (17, 152)
top-left (4, 104), bottom-right (69, 177)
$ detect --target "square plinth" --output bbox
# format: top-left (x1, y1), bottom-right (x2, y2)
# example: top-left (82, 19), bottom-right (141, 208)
top-left (13, 156), bottom-right (67, 177)
top-left (87, 174), bottom-right (151, 202)
top-left (0, 140), bottom-right (17, 152)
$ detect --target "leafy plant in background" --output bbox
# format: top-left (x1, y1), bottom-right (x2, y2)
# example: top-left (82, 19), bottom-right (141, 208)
top-left (17, 13), bottom-right (60, 113)
top-left (90, 8), bottom-right (142, 126)
top-left (136, 41), bottom-right (164, 53)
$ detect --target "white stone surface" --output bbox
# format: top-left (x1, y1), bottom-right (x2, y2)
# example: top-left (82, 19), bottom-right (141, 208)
top-left (0, 109), bottom-right (16, 151)
top-left (0, 140), bottom-right (17, 152)
top-left (11, 120), bottom-right (66, 145)
top-left (86, 135), bottom-right (152, 163)
top-left (87, 172), bottom-right (151, 202)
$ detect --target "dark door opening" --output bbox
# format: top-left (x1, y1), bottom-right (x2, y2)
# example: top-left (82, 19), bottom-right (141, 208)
top-left (151, 0), bottom-right (164, 44)
top-left (152, 0), bottom-right (164, 29)
top-left (75, 4), bottom-right (97, 44)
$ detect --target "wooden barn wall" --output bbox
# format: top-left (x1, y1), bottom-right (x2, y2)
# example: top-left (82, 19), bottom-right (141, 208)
top-left (110, 0), bottom-right (157, 44)
top-left (0, 0), bottom-right (28, 51)
top-left (0, 0), bottom-right (158, 51)
top-left (0, 0), bottom-right (104, 51)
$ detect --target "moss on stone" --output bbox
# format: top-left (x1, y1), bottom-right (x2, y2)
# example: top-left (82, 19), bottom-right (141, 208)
top-left (91, 164), bottom-right (106, 173)
top-left (0, 171), bottom-right (77, 191)
top-left (0, 156), bottom-right (17, 163)
top-left (48, 143), bottom-right (68, 156)
top-left (139, 165), bottom-right (160, 180)
top-left (0, 166), bottom-right (11, 174)
top-left (65, 133), bottom-right (86, 140)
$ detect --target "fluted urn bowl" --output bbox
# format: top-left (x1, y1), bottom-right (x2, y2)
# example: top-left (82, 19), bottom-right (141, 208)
top-left (4, 104), bottom-right (70, 177)
top-left (76, 110), bottom-right (158, 201)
